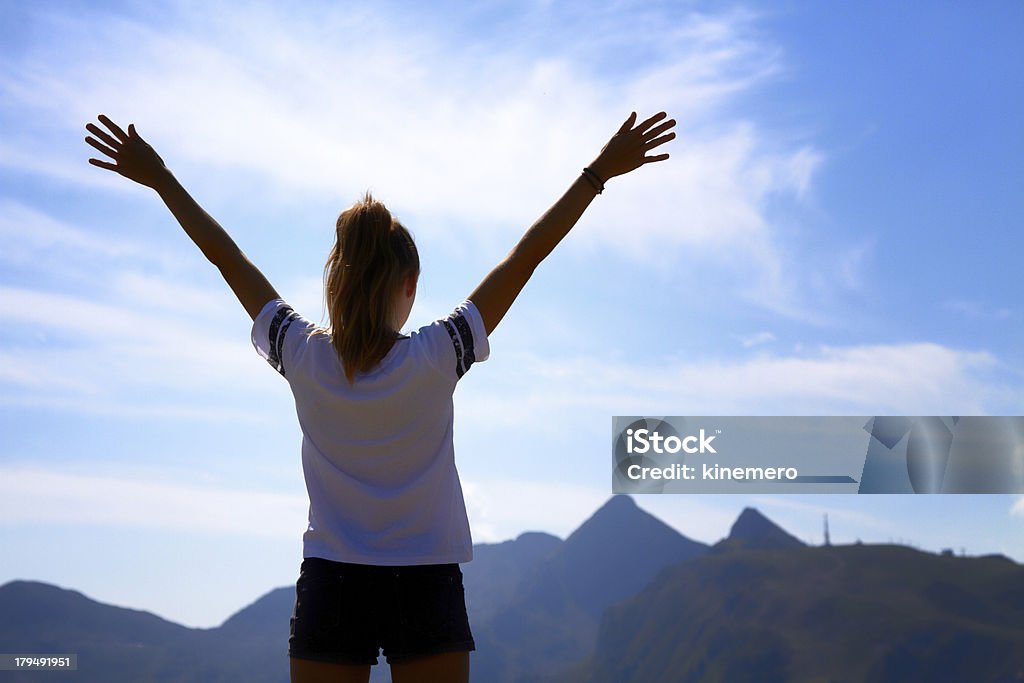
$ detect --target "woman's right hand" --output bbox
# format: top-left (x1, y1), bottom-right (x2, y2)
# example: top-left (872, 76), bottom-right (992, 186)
top-left (589, 111), bottom-right (676, 182)
top-left (85, 115), bottom-right (170, 190)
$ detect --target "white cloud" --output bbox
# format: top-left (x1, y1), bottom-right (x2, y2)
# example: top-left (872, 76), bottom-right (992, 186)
top-left (737, 331), bottom-right (776, 348)
top-left (1012, 496), bottom-right (1024, 517)
top-left (0, 2), bottom-right (835, 317)
top-left (0, 199), bottom-right (311, 419)
top-left (0, 278), bottom-right (286, 420)
top-left (0, 464), bottom-right (308, 537)
top-left (0, 137), bottom-right (128, 191)
top-left (460, 342), bottom-right (1006, 433)
top-left (3, 285), bottom-right (256, 373)
top-left (0, 200), bottom-right (130, 260)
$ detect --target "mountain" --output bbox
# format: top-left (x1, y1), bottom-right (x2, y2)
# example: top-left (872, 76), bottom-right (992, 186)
top-left (579, 544), bottom-right (1024, 683)
top-left (472, 495), bottom-right (709, 683)
top-left (713, 506), bottom-right (806, 552)
top-left (218, 586), bottom-right (293, 639)
top-left (462, 531), bottom-right (562, 623)
top-left (0, 580), bottom-right (270, 683)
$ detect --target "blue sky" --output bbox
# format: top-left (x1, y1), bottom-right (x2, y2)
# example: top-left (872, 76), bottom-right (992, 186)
top-left (1, 0), bottom-right (1022, 628)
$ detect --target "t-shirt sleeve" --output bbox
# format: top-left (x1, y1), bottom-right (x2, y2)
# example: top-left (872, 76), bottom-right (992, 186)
top-left (251, 298), bottom-right (317, 378)
top-left (419, 300), bottom-right (491, 381)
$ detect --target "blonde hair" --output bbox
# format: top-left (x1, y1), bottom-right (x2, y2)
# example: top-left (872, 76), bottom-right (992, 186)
top-left (316, 192), bottom-right (419, 382)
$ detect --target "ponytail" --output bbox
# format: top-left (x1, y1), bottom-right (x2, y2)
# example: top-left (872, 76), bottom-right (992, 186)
top-left (318, 192), bottom-right (419, 382)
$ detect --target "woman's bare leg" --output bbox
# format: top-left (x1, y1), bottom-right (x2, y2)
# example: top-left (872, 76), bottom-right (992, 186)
top-left (390, 651), bottom-right (469, 683)
top-left (290, 657), bottom-right (371, 683)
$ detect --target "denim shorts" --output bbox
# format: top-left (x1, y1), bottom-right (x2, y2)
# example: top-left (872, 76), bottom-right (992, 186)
top-left (287, 556), bottom-right (475, 666)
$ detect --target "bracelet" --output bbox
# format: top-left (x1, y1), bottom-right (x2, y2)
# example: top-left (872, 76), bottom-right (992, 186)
top-left (582, 167), bottom-right (605, 194)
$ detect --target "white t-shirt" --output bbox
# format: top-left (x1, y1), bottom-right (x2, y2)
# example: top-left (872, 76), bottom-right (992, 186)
top-left (251, 298), bottom-right (489, 565)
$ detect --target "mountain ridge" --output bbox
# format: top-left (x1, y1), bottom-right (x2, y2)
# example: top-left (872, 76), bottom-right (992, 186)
top-left (3, 501), bottom-right (1020, 683)
top-left (578, 542), bottom-right (1024, 682)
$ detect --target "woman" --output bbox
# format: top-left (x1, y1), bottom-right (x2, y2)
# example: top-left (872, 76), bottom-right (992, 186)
top-left (85, 109), bottom-right (675, 683)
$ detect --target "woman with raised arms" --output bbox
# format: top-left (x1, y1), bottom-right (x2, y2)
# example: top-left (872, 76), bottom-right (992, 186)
top-left (85, 109), bottom-right (675, 683)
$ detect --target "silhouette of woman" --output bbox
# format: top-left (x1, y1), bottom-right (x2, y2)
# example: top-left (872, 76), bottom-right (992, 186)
top-left (85, 110), bottom-right (675, 683)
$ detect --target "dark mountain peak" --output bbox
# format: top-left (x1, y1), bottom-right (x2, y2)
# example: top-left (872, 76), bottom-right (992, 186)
top-left (721, 507), bottom-right (805, 551)
top-left (564, 495), bottom-right (710, 559)
top-left (550, 496), bottom-right (708, 612)
top-left (603, 492), bottom-right (638, 510)
top-left (474, 496), bottom-right (710, 681)
top-left (733, 506), bottom-right (770, 529)
top-left (564, 495), bottom-right (643, 544)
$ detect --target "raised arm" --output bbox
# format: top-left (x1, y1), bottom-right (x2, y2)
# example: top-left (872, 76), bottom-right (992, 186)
top-left (85, 115), bottom-right (279, 321)
top-left (468, 111), bottom-right (676, 335)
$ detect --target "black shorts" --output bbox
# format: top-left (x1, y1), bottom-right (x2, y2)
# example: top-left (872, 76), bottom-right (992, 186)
top-left (287, 557), bottom-right (475, 666)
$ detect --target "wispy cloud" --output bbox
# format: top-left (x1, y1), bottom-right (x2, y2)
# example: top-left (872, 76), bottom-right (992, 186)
top-left (0, 2), bottom-right (843, 317)
top-left (0, 200), bottom-right (132, 261)
top-left (0, 463), bottom-right (308, 537)
top-left (3, 285), bottom-right (258, 378)
top-left (460, 342), bottom-right (1007, 433)
top-left (1012, 496), bottom-right (1024, 517)
top-left (0, 198), bottom-right (305, 419)
top-left (737, 331), bottom-right (776, 348)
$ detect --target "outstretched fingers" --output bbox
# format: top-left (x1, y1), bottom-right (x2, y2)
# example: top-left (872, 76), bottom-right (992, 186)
top-left (640, 115), bottom-right (676, 163)
top-left (85, 115), bottom-right (137, 173)
top-left (634, 113), bottom-right (675, 165)
top-left (642, 119), bottom-right (675, 164)
top-left (84, 115), bottom-right (168, 187)
top-left (86, 122), bottom-right (121, 150)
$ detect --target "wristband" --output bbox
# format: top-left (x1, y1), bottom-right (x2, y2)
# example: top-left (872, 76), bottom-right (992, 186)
top-left (582, 167), bottom-right (605, 194)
